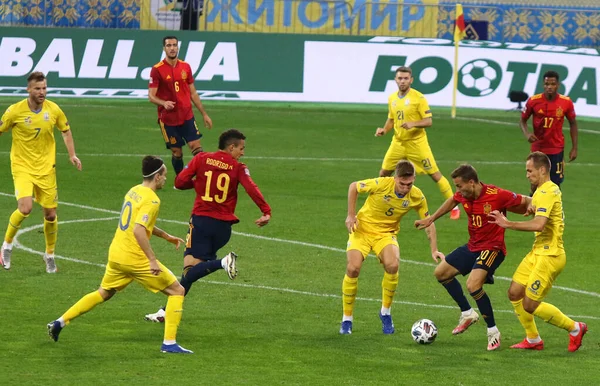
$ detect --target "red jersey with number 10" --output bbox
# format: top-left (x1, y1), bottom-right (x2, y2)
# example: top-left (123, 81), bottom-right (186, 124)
top-left (522, 93), bottom-right (576, 155)
top-left (149, 59), bottom-right (194, 126)
top-left (454, 183), bottom-right (522, 255)
top-left (175, 151), bottom-right (271, 223)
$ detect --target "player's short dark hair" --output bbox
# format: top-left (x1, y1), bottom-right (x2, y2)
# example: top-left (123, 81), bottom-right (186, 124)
top-left (142, 155), bottom-right (165, 180)
top-left (219, 129), bottom-right (246, 150)
top-left (543, 70), bottom-right (560, 82)
top-left (527, 151), bottom-right (551, 173)
top-left (27, 71), bottom-right (46, 83)
top-left (163, 36), bottom-right (178, 46)
top-left (451, 164), bottom-right (479, 183)
top-left (395, 160), bottom-right (416, 178)
top-left (395, 66), bottom-right (412, 76)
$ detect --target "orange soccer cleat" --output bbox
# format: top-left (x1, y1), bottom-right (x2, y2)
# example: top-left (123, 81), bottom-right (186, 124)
top-left (510, 338), bottom-right (544, 350)
top-left (568, 322), bottom-right (588, 352)
top-left (450, 207), bottom-right (461, 220)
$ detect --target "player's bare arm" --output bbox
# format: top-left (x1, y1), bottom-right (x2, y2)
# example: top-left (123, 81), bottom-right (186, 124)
top-left (520, 116), bottom-right (538, 143)
top-left (61, 130), bottom-right (82, 171)
top-left (507, 196), bottom-right (532, 215)
top-left (567, 116), bottom-right (578, 162)
top-left (415, 196), bottom-right (458, 229)
top-left (423, 222), bottom-right (445, 262)
top-left (134, 224), bottom-right (161, 275)
top-left (189, 83), bottom-right (213, 129)
top-left (255, 214), bottom-right (270, 227)
top-left (345, 182), bottom-right (359, 233)
top-left (488, 210), bottom-right (547, 231)
top-left (375, 118), bottom-right (394, 137)
top-left (148, 87), bottom-right (175, 110)
top-left (401, 116), bottom-right (432, 129)
top-left (152, 226), bottom-right (185, 249)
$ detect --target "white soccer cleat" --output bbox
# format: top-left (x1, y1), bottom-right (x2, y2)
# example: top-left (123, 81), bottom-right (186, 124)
top-left (1, 247), bottom-right (11, 270)
top-left (43, 253), bottom-right (57, 273)
top-left (144, 307), bottom-right (166, 323)
top-left (487, 330), bottom-right (501, 351)
top-left (452, 309), bottom-right (479, 335)
top-left (222, 252), bottom-right (238, 280)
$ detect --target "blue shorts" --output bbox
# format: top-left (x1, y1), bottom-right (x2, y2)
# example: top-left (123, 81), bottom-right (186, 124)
top-left (159, 117), bottom-right (202, 149)
top-left (547, 151), bottom-right (564, 186)
top-left (445, 245), bottom-right (505, 284)
top-left (184, 215), bottom-right (232, 261)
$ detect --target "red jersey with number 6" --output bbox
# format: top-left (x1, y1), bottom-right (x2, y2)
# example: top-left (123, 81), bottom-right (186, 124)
top-left (149, 59), bottom-right (194, 126)
top-left (454, 183), bottom-right (522, 255)
top-left (522, 93), bottom-right (576, 155)
top-left (175, 151), bottom-right (271, 223)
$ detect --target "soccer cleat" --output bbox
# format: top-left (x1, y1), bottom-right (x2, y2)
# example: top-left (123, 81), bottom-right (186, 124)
top-left (1, 247), bottom-right (10, 270)
top-left (43, 253), bottom-right (57, 273)
top-left (339, 320), bottom-right (353, 335)
top-left (568, 322), bottom-right (588, 352)
top-left (47, 321), bottom-right (63, 342)
top-left (379, 313), bottom-right (395, 334)
top-left (510, 338), bottom-right (544, 350)
top-left (452, 309), bottom-right (479, 335)
top-left (223, 252), bottom-right (238, 280)
top-left (487, 330), bottom-right (501, 351)
top-left (450, 207), bottom-right (461, 220)
top-left (144, 307), bottom-right (166, 323)
top-left (161, 343), bottom-right (193, 354)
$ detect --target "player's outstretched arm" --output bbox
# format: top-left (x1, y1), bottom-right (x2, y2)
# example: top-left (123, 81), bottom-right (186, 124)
top-left (488, 210), bottom-right (547, 232)
top-left (415, 197), bottom-right (457, 229)
top-left (423, 222), bottom-right (445, 263)
top-left (61, 130), bottom-right (82, 171)
top-left (401, 117), bottom-right (432, 129)
top-left (507, 196), bottom-right (532, 215)
top-left (152, 226), bottom-right (185, 249)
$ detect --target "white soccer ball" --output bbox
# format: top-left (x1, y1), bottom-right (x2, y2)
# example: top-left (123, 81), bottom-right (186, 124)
top-left (411, 318), bottom-right (438, 344)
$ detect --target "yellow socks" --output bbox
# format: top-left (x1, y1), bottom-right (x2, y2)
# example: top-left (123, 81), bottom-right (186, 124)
top-left (533, 302), bottom-right (576, 332)
top-left (44, 217), bottom-right (58, 254)
top-left (342, 275), bottom-right (358, 318)
top-left (5, 209), bottom-right (29, 243)
top-left (436, 176), bottom-right (453, 200)
top-left (62, 291), bottom-right (105, 324)
top-left (510, 298), bottom-right (539, 339)
top-left (164, 295), bottom-right (184, 343)
top-left (381, 271), bottom-right (399, 309)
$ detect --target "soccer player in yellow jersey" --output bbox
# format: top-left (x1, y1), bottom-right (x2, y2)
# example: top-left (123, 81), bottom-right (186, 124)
top-left (47, 156), bottom-right (193, 354)
top-left (489, 152), bottom-right (587, 352)
top-left (0, 72), bottom-right (82, 272)
top-left (375, 66), bottom-right (460, 220)
top-left (340, 160), bottom-right (444, 334)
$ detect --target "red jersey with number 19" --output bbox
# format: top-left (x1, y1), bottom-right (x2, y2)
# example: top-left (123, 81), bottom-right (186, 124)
top-left (522, 93), bottom-right (576, 155)
top-left (454, 183), bottom-right (522, 254)
top-left (149, 59), bottom-right (194, 126)
top-left (175, 151), bottom-right (271, 223)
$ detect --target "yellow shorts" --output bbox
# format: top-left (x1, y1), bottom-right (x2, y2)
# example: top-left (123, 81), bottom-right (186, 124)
top-left (13, 172), bottom-right (58, 208)
top-left (101, 260), bottom-right (178, 293)
top-left (381, 137), bottom-right (439, 175)
top-left (346, 231), bottom-right (399, 259)
top-left (512, 251), bottom-right (566, 302)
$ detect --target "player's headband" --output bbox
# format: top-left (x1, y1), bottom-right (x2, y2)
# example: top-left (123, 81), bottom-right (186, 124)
top-left (143, 161), bottom-right (165, 178)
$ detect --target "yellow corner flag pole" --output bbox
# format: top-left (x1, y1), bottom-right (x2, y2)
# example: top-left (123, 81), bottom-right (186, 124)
top-left (451, 4), bottom-right (466, 119)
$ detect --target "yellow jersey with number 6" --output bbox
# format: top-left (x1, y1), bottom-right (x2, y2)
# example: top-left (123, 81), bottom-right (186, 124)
top-left (388, 88), bottom-right (432, 142)
top-left (356, 177), bottom-right (429, 234)
top-left (109, 185), bottom-right (161, 265)
top-left (0, 99), bottom-right (70, 176)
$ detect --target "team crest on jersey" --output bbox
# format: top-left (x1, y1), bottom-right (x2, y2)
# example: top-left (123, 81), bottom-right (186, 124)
top-left (402, 200), bottom-right (409, 208)
top-left (556, 107), bottom-right (563, 118)
top-left (483, 202), bottom-right (492, 214)
top-left (181, 70), bottom-right (188, 80)
top-left (24, 116), bottom-right (32, 125)
top-left (405, 98), bottom-right (410, 105)
top-left (43, 112), bottom-right (50, 121)
top-left (391, 100), bottom-right (397, 108)
top-left (244, 168), bottom-right (251, 176)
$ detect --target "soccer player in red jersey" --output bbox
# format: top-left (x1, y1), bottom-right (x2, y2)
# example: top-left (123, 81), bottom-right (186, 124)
top-left (144, 129), bottom-right (271, 323)
top-left (415, 164), bottom-right (529, 351)
top-left (520, 70), bottom-right (578, 193)
top-left (148, 36), bottom-right (213, 176)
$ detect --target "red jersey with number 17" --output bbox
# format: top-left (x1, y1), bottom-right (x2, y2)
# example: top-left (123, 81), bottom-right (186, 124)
top-left (454, 183), bottom-right (522, 255)
top-left (175, 151), bottom-right (271, 223)
top-left (522, 93), bottom-right (576, 155)
top-left (149, 59), bottom-right (194, 126)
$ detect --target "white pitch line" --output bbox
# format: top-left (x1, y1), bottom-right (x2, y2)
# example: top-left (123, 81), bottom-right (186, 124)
top-left (3, 191), bottom-right (599, 303)
top-left (455, 116), bottom-right (600, 135)
top-left (11, 217), bottom-right (600, 320)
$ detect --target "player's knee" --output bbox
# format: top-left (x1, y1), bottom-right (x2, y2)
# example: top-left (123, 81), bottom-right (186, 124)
top-left (172, 283), bottom-right (185, 296)
top-left (466, 280), bottom-right (481, 294)
top-left (522, 298), bottom-right (538, 314)
top-left (507, 286), bottom-right (524, 302)
top-left (433, 264), bottom-right (451, 281)
top-left (44, 213), bottom-right (57, 222)
top-left (383, 261), bottom-right (399, 274)
top-left (98, 288), bottom-right (115, 301)
top-left (17, 203), bottom-right (33, 215)
top-left (346, 264), bottom-right (361, 278)
top-left (171, 148), bottom-right (183, 158)
top-left (430, 171), bottom-right (442, 182)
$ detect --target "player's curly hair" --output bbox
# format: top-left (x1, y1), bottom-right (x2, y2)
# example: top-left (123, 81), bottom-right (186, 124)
top-left (219, 129), bottom-right (246, 150)
top-left (543, 70), bottom-right (560, 82)
top-left (451, 164), bottom-right (479, 183)
top-left (527, 151), bottom-right (551, 172)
